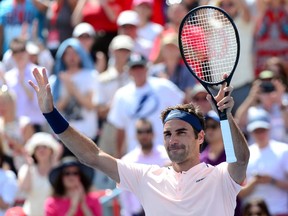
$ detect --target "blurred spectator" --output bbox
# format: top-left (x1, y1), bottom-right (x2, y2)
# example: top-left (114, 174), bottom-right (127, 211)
top-left (239, 109), bottom-right (288, 216)
top-left (44, 156), bottom-right (102, 216)
top-left (117, 10), bottom-right (152, 59)
top-left (0, 132), bottom-right (16, 174)
top-left (18, 132), bottom-right (60, 216)
top-left (253, 0), bottom-right (288, 77)
top-left (95, 35), bottom-right (134, 157)
top-left (181, 0), bottom-right (200, 10)
top-left (242, 198), bottom-right (271, 216)
top-left (200, 110), bottom-right (225, 164)
top-left (264, 56), bottom-right (288, 94)
top-left (200, 110), bottom-right (242, 216)
top-left (214, 0), bottom-right (255, 114)
top-left (107, 53), bottom-right (184, 158)
top-left (149, 2), bottom-right (188, 63)
top-left (0, 166), bottom-right (18, 216)
top-left (2, 40), bottom-right (54, 74)
top-left (0, 0), bottom-right (46, 58)
top-left (4, 37), bottom-right (46, 132)
top-left (72, 0), bottom-right (127, 70)
top-left (0, 85), bottom-right (34, 171)
top-left (120, 118), bottom-right (170, 216)
top-left (188, 83), bottom-right (211, 115)
top-left (45, 0), bottom-right (78, 57)
top-left (150, 32), bottom-right (196, 102)
top-left (235, 71), bottom-right (288, 143)
top-left (72, 22), bottom-right (107, 73)
top-left (133, 0), bottom-right (163, 50)
top-left (50, 38), bottom-right (98, 140)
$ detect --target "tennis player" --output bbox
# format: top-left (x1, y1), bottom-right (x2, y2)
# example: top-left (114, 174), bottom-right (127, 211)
top-left (29, 68), bottom-right (249, 216)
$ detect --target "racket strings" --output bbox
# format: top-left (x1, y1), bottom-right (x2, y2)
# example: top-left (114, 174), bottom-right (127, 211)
top-left (181, 8), bottom-right (238, 84)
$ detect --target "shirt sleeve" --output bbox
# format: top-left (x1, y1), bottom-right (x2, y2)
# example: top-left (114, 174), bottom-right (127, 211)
top-left (44, 197), bottom-right (58, 216)
top-left (216, 163), bottom-right (242, 206)
top-left (117, 160), bottom-right (152, 194)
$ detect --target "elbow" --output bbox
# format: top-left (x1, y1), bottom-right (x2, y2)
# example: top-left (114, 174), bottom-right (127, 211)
top-left (237, 150), bottom-right (250, 167)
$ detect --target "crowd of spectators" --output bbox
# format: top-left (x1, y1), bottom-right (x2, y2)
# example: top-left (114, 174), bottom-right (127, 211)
top-left (0, 0), bottom-right (288, 215)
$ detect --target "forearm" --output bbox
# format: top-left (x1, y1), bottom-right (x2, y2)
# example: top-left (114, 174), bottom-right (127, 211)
top-left (21, 82), bottom-right (34, 101)
top-left (18, 167), bottom-right (32, 192)
top-left (81, 200), bottom-right (94, 216)
top-left (272, 178), bottom-right (288, 191)
top-left (229, 114), bottom-right (250, 164)
top-left (58, 126), bottom-right (101, 166)
top-left (234, 97), bottom-right (254, 130)
top-left (227, 114), bottom-right (250, 183)
top-left (238, 179), bottom-right (257, 198)
top-left (101, 2), bottom-right (117, 22)
top-left (71, 90), bottom-right (94, 110)
top-left (71, 0), bottom-right (86, 26)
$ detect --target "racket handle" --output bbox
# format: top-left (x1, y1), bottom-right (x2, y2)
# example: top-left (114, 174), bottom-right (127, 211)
top-left (220, 119), bottom-right (237, 163)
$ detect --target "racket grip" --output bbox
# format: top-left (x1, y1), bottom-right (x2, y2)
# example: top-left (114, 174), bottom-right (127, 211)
top-left (220, 119), bottom-right (237, 163)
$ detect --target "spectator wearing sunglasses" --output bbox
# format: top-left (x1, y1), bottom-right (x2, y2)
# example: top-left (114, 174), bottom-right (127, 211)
top-left (120, 118), bottom-right (170, 216)
top-left (45, 156), bottom-right (102, 216)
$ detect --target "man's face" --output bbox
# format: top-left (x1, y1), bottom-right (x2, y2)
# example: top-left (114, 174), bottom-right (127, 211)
top-left (163, 119), bottom-right (202, 163)
top-left (136, 122), bottom-right (154, 150)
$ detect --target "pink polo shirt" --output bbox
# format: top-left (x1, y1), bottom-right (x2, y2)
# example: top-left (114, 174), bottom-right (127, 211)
top-left (117, 161), bottom-right (241, 216)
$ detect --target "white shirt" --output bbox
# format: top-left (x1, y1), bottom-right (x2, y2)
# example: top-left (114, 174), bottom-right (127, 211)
top-left (108, 77), bottom-right (184, 152)
top-left (4, 63), bottom-right (46, 125)
top-left (244, 140), bottom-right (288, 214)
top-left (230, 16), bottom-right (255, 88)
top-left (118, 161), bottom-right (241, 216)
top-left (18, 164), bottom-right (52, 216)
top-left (120, 146), bottom-right (170, 216)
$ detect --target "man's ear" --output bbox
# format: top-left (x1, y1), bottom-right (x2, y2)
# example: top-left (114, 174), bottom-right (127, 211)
top-left (197, 130), bottom-right (205, 146)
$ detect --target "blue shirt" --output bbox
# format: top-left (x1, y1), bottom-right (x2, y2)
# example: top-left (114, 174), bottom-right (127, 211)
top-left (0, 0), bottom-right (45, 53)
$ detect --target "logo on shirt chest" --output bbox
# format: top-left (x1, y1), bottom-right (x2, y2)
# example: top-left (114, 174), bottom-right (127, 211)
top-left (195, 177), bottom-right (206, 183)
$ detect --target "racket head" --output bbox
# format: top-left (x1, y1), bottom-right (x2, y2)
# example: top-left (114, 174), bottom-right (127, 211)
top-left (178, 5), bottom-right (240, 86)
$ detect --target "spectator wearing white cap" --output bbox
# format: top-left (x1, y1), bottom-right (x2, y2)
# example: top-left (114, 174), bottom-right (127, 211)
top-left (239, 108), bottom-right (288, 216)
top-left (107, 53), bottom-right (184, 158)
top-left (18, 132), bottom-right (61, 216)
top-left (95, 35), bottom-right (134, 158)
top-left (117, 10), bottom-right (152, 59)
top-left (73, 22), bottom-right (96, 54)
top-left (71, 0), bottom-right (128, 72)
top-left (72, 22), bottom-right (107, 73)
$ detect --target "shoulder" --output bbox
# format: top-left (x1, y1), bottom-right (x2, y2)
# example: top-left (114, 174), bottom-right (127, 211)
top-left (0, 169), bottom-right (16, 180)
top-left (270, 140), bottom-right (288, 152)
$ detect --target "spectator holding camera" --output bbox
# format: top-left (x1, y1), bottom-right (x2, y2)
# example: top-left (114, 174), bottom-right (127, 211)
top-left (238, 108), bottom-right (288, 216)
top-left (235, 70), bottom-right (288, 143)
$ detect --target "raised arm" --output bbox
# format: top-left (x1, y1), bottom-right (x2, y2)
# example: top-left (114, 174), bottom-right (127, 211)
top-left (28, 68), bottom-right (120, 182)
top-left (208, 82), bottom-right (250, 184)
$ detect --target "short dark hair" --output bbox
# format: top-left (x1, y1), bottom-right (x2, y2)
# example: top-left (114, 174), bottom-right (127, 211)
top-left (160, 103), bottom-right (205, 138)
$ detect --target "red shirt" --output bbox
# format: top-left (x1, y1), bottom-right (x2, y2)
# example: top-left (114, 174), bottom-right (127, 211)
top-left (44, 192), bottom-right (102, 216)
top-left (82, 0), bottom-right (126, 32)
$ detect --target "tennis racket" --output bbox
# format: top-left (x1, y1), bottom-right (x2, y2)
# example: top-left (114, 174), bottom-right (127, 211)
top-left (178, 5), bottom-right (240, 163)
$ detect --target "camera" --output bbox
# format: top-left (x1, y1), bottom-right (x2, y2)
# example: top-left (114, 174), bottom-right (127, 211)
top-left (260, 81), bottom-right (275, 93)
